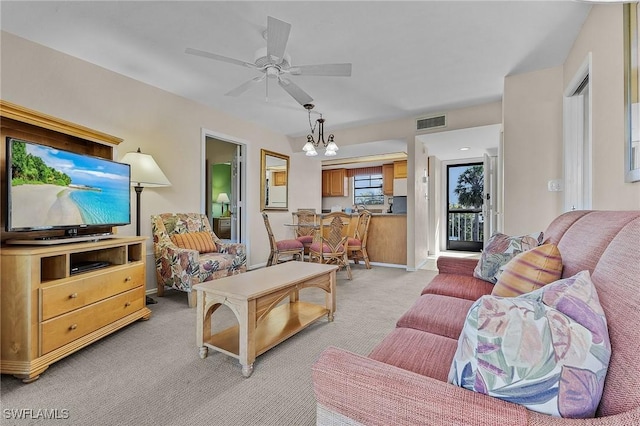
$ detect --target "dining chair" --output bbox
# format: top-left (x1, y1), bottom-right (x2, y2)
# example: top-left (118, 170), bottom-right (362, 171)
top-left (292, 209), bottom-right (318, 256)
top-left (262, 212), bottom-right (304, 266)
top-left (309, 214), bottom-right (352, 280)
top-left (347, 210), bottom-right (372, 269)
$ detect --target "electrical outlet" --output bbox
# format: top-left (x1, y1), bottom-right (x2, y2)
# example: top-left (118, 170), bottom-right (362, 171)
top-left (547, 179), bottom-right (563, 192)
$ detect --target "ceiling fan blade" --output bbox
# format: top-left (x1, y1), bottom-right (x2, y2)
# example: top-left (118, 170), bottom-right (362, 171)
top-left (225, 76), bottom-right (265, 97)
top-left (266, 16), bottom-right (291, 63)
top-left (289, 63), bottom-right (352, 77)
top-left (277, 77), bottom-right (314, 106)
top-left (185, 47), bottom-right (255, 69)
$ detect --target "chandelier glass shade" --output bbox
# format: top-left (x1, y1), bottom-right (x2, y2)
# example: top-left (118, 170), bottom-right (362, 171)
top-left (303, 104), bottom-right (339, 156)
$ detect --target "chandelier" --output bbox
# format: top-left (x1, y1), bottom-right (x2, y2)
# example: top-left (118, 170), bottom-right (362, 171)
top-left (302, 103), bottom-right (339, 156)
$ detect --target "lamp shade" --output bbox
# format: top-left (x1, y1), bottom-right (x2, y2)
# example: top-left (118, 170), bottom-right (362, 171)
top-left (216, 192), bottom-right (230, 204)
top-left (120, 149), bottom-right (171, 187)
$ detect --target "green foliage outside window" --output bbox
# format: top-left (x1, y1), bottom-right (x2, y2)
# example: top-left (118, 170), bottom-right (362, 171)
top-left (454, 165), bottom-right (484, 209)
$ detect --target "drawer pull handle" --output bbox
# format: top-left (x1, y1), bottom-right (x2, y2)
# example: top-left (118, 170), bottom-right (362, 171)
top-left (69, 293), bottom-right (78, 299)
top-left (125, 276), bottom-right (132, 282)
top-left (69, 324), bottom-right (78, 331)
top-left (124, 301), bottom-right (131, 307)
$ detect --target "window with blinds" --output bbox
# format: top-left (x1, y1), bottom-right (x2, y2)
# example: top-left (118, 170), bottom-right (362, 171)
top-left (353, 173), bottom-right (384, 205)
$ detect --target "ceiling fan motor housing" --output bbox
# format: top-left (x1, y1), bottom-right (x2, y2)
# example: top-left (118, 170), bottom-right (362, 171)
top-left (254, 47), bottom-right (291, 71)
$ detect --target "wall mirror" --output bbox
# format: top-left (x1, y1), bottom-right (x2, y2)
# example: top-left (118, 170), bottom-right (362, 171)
top-left (624, 3), bottom-right (640, 183)
top-left (260, 149), bottom-right (289, 211)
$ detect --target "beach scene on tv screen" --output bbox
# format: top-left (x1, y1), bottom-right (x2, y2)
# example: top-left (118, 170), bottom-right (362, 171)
top-left (9, 140), bottom-right (130, 229)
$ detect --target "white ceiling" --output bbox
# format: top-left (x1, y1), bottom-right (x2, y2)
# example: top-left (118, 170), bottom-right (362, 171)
top-left (1, 1), bottom-right (591, 159)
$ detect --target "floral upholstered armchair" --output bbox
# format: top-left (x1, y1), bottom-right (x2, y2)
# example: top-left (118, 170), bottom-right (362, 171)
top-left (151, 213), bottom-right (247, 307)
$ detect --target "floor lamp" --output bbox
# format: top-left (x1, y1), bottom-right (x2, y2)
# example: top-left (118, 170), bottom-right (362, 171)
top-left (121, 148), bottom-right (171, 304)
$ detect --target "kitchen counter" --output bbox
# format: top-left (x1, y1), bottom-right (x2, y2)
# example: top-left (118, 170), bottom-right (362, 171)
top-left (343, 214), bottom-right (407, 266)
top-left (365, 214), bottom-right (407, 265)
top-left (314, 212), bottom-right (407, 266)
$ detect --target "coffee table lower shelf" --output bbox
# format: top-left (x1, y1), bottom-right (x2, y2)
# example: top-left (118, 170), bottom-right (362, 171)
top-left (195, 262), bottom-right (338, 377)
top-left (203, 301), bottom-right (329, 363)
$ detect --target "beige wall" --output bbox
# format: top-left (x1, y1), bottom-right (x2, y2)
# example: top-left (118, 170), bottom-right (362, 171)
top-left (564, 4), bottom-right (640, 210)
top-left (503, 66), bottom-right (564, 234)
top-left (0, 31), bottom-right (321, 286)
top-left (503, 4), bottom-right (640, 235)
top-left (408, 138), bottom-right (429, 269)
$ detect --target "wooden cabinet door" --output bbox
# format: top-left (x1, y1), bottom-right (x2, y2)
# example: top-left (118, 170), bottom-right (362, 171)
top-left (273, 171), bottom-right (287, 186)
top-left (394, 161), bottom-right (407, 179)
top-left (383, 164), bottom-right (394, 195)
top-left (329, 169), bottom-right (346, 196)
top-left (322, 170), bottom-right (331, 196)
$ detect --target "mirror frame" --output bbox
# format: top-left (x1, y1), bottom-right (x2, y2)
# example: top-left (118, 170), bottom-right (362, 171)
top-left (624, 3), bottom-right (640, 183)
top-left (260, 149), bottom-right (289, 211)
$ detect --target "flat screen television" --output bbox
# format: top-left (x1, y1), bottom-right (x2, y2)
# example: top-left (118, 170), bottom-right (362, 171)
top-left (5, 137), bottom-right (131, 234)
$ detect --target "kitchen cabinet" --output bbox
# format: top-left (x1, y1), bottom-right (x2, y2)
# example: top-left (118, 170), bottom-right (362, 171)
top-left (322, 169), bottom-right (348, 197)
top-left (382, 164), bottom-right (394, 196)
top-left (272, 171), bottom-right (287, 186)
top-left (394, 161), bottom-right (407, 179)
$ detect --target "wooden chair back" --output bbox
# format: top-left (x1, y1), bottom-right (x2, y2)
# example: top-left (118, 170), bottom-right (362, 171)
top-left (319, 212), bottom-right (351, 240)
top-left (353, 210), bottom-right (372, 247)
top-left (292, 209), bottom-right (318, 237)
top-left (262, 212), bottom-right (277, 252)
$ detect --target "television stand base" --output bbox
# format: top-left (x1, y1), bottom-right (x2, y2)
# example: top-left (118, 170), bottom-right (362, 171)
top-left (6, 233), bottom-right (114, 246)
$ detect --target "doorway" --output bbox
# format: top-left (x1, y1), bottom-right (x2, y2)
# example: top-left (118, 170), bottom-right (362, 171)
top-left (563, 54), bottom-right (592, 212)
top-left (203, 133), bottom-right (245, 242)
top-left (446, 162), bottom-right (484, 252)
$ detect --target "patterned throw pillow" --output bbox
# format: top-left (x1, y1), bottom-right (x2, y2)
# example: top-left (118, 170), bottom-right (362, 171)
top-left (473, 232), bottom-right (544, 283)
top-left (449, 271), bottom-right (610, 418)
top-left (491, 244), bottom-right (563, 297)
top-left (170, 231), bottom-right (216, 253)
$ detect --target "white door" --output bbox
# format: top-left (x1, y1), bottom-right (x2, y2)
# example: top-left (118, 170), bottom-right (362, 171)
top-left (483, 153), bottom-right (497, 243)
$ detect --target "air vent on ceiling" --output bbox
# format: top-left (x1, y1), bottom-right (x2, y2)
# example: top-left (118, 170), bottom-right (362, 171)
top-left (416, 114), bottom-right (447, 132)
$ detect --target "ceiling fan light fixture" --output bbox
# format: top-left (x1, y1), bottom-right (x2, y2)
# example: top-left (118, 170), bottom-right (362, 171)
top-left (304, 103), bottom-right (339, 157)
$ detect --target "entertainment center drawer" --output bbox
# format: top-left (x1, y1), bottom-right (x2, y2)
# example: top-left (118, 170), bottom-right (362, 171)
top-left (41, 265), bottom-right (144, 320)
top-left (40, 286), bottom-right (145, 355)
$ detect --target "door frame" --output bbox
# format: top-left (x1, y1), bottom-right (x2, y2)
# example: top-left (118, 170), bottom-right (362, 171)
top-left (563, 53), bottom-right (592, 212)
top-left (444, 160), bottom-right (484, 252)
top-left (201, 128), bottom-right (248, 244)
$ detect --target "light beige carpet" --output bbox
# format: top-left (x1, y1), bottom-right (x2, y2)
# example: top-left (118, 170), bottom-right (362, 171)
top-left (1, 266), bottom-right (437, 426)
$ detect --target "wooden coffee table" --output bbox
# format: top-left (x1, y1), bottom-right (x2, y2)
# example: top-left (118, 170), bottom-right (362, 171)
top-left (194, 261), bottom-right (338, 377)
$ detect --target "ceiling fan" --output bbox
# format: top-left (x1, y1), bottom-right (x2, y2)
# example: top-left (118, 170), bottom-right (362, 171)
top-left (185, 16), bottom-right (352, 106)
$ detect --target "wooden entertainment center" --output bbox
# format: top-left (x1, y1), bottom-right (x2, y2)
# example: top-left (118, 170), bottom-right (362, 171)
top-left (0, 101), bottom-right (151, 382)
top-left (1, 237), bottom-right (150, 382)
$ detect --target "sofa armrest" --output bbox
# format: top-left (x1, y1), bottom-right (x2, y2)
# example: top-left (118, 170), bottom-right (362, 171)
top-left (436, 256), bottom-right (479, 276)
top-left (312, 346), bottom-right (528, 426)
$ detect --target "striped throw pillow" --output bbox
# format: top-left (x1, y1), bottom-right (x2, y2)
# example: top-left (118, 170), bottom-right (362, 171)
top-left (491, 243), bottom-right (563, 297)
top-left (170, 231), bottom-right (216, 253)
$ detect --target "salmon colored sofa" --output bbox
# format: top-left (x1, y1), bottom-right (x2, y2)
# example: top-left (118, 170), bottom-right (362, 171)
top-left (312, 210), bottom-right (640, 425)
